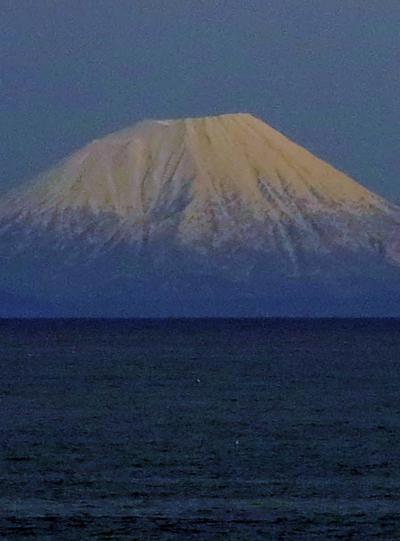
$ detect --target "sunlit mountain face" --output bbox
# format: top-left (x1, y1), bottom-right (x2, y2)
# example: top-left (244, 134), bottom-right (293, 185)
top-left (1, 113), bottom-right (400, 316)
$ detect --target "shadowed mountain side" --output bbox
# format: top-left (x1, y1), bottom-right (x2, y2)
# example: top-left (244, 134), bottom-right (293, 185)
top-left (0, 236), bottom-right (400, 317)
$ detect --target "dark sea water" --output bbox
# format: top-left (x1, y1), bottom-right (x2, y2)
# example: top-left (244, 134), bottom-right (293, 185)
top-left (1, 318), bottom-right (400, 540)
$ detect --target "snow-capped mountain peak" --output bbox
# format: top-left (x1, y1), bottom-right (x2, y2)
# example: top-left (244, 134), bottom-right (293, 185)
top-left (1, 113), bottom-right (399, 316)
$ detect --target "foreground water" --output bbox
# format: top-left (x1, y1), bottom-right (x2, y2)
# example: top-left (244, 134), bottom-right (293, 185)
top-left (1, 318), bottom-right (400, 540)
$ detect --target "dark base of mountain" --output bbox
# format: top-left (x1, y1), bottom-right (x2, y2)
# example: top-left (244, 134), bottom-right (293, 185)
top-left (1, 239), bottom-right (399, 317)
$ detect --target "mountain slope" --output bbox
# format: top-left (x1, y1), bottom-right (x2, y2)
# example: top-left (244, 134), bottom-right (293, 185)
top-left (1, 113), bottom-right (399, 316)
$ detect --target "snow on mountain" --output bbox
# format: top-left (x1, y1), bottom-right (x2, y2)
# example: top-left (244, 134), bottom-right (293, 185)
top-left (1, 113), bottom-right (400, 315)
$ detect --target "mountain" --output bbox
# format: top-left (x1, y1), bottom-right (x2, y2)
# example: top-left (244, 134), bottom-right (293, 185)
top-left (1, 113), bottom-right (400, 316)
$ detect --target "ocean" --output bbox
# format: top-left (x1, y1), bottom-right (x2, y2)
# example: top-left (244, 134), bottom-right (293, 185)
top-left (1, 318), bottom-right (400, 540)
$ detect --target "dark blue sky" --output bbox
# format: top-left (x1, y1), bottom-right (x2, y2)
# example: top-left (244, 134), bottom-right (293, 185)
top-left (1, 1), bottom-right (399, 199)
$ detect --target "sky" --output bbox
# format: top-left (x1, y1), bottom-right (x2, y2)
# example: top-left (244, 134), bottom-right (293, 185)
top-left (1, 1), bottom-right (399, 200)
